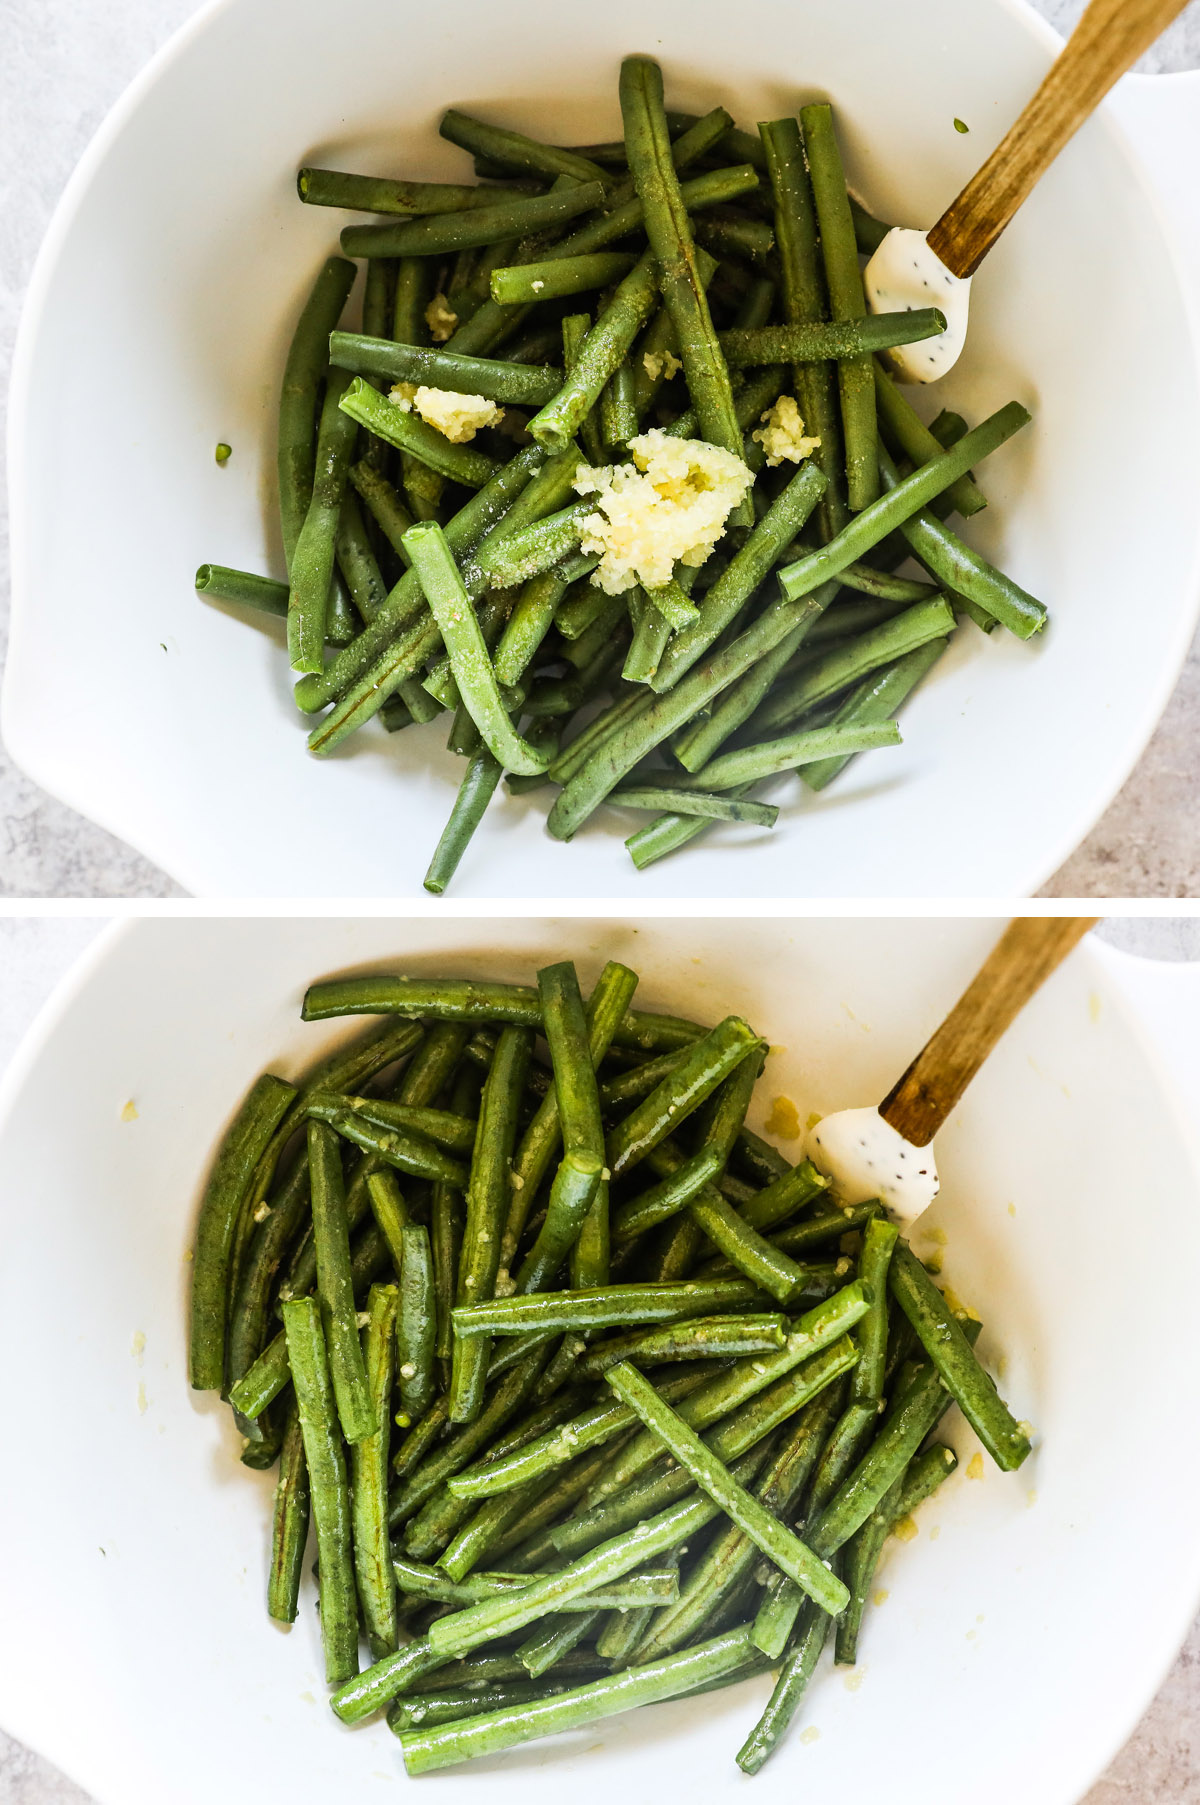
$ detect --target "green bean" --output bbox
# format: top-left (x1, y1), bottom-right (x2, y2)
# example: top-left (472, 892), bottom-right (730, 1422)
top-left (837, 562), bottom-right (940, 604)
top-left (547, 584), bottom-right (832, 838)
top-left (470, 497), bottom-right (592, 588)
top-left (340, 182), bottom-right (606, 259)
top-left (684, 1187), bottom-right (812, 1305)
top-left (578, 1313), bottom-right (787, 1379)
top-left (422, 749), bottom-right (502, 896)
top-left (287, 369), bottom-right (358, 671)
top-left (311, 1096), bottom-right (475, 1155)
top-left (439, 109), bottom-right (609, 186)
top-left (586, 1285), bottom-right (867, 1506)
top-left (330, 332), bottom-right (565, 410)
top-left (491, 252), bottom-right (637, 307)
top-left (280, 1297), bottom-right (359, 1682)
top-left (393, 1394), bottom-right (450, 1481)
top-left (619, 59), bottom-right (746, 513)
top-left (514, 1151), bottom-right (604, 1295)
top-left (364, 1170), bottom-right (409, 1277)
top-left (296, 443), bottom-right (544, 720)
top-left (721, 310), bottom-right (945, 367)
top-left (622, 592), bottom-right (671, 683)
top-left (503, 962), bottom-right (640, 1268)
top-left (493, 566), bottom-right (575, 686)
top-left (692, 213), bottom-right (775, 264)
top-left (397, 1225), bottom-right (436, 1422)
top-left (850, 1216), bottom-right (899, 1410)
top-left (834, 1474), bottom-right (902, 1667)
top-left (597, 1550), bottom-right (679, 1667)
top-left (320, 1109), bottom-right (467, 1184)
top-left (636, 1383), bottom-right (841, 1662)
top-left (873, 362), bottom-right (985, 517)
top-left (339, 379), bottom-right (498, 488)
top-left (777, 402), bottom-right (1030, 599)
top-left (347, 461), bottom-right (414, 564)
top-left (388, 1678), bottom-right (581, 1731)
top-left (401, 522), bottom-right (548, 776)
top-left (537, 960), bottom-right (610, 1286)
top-left (611, 1147), bottom-right (726, 1240)
top-left (189, 1072), bottom-right (296, 1392)
top-left (516, 1608), bottom-right (602, 1678)
top-left (599, 357), bottom-right (639, 454)
top-left (278, 256), bottom-right (356, 570)
top-left (558, 163), bottom-right (760, 265)
top-left (738, 1604), bottom-right (829, 1773)
top-left (801, 104), bottom-right (877, 511)
top-left (561, 312), bottom-right (604, 464)
top-left (331, 1633), bottom-right (448, 1724)
top-left (605, 1017), bottom-right (761, 1181)
top-left (450, 1026), bottom-right (534, 1421)
top-left (297, 167), bottom-right (528, 214)
top-left (894, 1440), bottom-right (960, 1521)
top-left (757, 119), bottom-right (845, 540)
top-left (452, 1276), bottom-right (765, 1341)
top-left (888, 1242), bottom-right (1030, 1469)
top-left (195, 563), bottom-right (290, 621)
top-left (650, 462), bottom-right (827, 692)
top-left (620, 1365), bottom-right (848, 1615)
top-left (307, 1121), bottom-right (376, 1442)
top-left (763, 594), bottom-right (957, 726)
top-left (335, 490), bottom-right (388, 622)
top-left (392, 1342), bottom-right (547, 1529)
top-left (528, 256), bottom-right (660, 455)
top-left (398, 1626), bottom-right (753, 1771)
top-left (800, 638), bottom-right (947, 790)
top-left (426, 1482), bottom-right (745, 1663)
top-left (876, 442), bottom-right (1048, 640)
top-left (267, 1399), bottom-right (310, 1622)
top-left (351, 1284), bottom-right (399, 1657)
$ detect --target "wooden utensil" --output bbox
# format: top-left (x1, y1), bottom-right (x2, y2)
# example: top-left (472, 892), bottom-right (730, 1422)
top-left (879, 916), bottom-right (1100, 1144)
top-left (928, 0), bottom-right (1191, 277)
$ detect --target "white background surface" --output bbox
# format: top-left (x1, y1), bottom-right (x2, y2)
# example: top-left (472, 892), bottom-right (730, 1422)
top-left (1, 912), bottom-right (1199, 1802)
top-left (0, 0), bottom-right (1198, 898)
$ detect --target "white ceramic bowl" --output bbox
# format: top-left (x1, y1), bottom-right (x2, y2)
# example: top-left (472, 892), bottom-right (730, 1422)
top-left (1, 916), bottom-right (1199, 1805)
top-left (5, 0), bottom-right (1200, 897)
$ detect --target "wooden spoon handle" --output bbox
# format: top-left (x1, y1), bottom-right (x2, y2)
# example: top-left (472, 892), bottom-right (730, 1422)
top-left (927, 0), bottom-right (1189, 278)
top-left (879, 917), bottom-right (1099, 1145)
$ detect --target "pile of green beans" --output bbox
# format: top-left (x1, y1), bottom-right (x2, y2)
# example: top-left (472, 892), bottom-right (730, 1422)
top-left (190, 955), bottom-right (1031, 1774)
top-left (198, 62), bottom-right (1044, 890)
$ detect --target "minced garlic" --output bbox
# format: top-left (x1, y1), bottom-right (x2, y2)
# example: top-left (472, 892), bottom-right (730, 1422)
top-left (573, 429), bottom-right (752, 595)
top-left (642, 348), bottom-right (682, 383)
top-left (752, 395), bottom-right (821, 467)
top-left (389, 382), bottom-right (504, 443)
top-left (425, 292), bottom-right (458, 342)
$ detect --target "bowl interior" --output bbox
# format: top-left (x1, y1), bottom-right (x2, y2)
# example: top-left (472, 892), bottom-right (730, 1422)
top-left (5, 0), bottom-right (1200, 896)
top-left (0, 916), bottom-right (1199, 1805)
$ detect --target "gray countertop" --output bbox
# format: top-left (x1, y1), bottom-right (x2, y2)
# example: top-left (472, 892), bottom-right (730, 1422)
top-left (1, 0), bottom-right (1199, 897)
top-left (2, 913), bottom-right (1200, 1800)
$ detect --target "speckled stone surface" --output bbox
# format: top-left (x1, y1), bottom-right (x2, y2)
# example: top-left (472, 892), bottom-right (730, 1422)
top-left (0, 912), bottom-right (1199, 1800)
top-left (1, 0), bottom-right (1199, 897)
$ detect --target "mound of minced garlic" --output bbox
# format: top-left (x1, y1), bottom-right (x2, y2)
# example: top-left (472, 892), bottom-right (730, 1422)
top-left (389, 382), bottom-right (505, 444)
top-left (752, 396), bottom-right (821, 468)
top-left (574, 429), bottom-right (755, 595)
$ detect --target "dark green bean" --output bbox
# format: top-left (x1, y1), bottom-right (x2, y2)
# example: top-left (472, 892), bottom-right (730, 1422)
top-left (195, 563), bottom-right (289, 620)
top-left (577, 1313), bottom-right (787, 1378)
top-left (189, 1073), bottom-right (296, 1392)
top-left (423, 748), bottom-right (503, 896)
top-left (330, 331), bottom-right (564, 406)
top-left (605, 1016), bottom-right (762, 1181)
top-left (802, 103), bottom-right (877, 510)
top-left (287, 368), bottom-right (358, 671)
top-left (800, 637), bottom-right (949, 790)
top-left (528, 256), bottom-right (659, 454)
top-left (492, 252), bottom-right (637, 307)
top-left (873, 362), bottom-right (986, 517)
top-left (450, 1026), bottom-right (534, 1421)
top-left (452, 1275), bottom-right (764, 1341)
top-left (352, 1283), bottom-right (399, 1658)
top-left (267, 1399), bottom-right (310, 1623)
top-left (737, 1604), bottom-right (829, 1773)
top-left (298, 167), bottom-right (527, 214)
top-left (308, 1120), bottom-right (376, 1442)
top-left (720, 310), bottom-right (945, 366)
top-left (514, 1151), bottom-right (604, 1295)
top-left (398, 1225), bottom-right (437, 1422)
top-left (280, 1296), bottom-right (358, 1682)
top-left (538, 960), bottom-right (610, 1286)
top-left (439, 110), bottom-right (609, 186)
top-left (340, 182), bottom-right (606, 259)
top-left (339, 379), bottom-right (498, 489)
top-left (889, 1242), bottom-right (1030, 1469)
top-left (278, 256), bottom-right (356, 570)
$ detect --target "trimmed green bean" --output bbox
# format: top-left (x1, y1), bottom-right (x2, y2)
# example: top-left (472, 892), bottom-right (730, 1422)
top-left (450, 1026), bottom-right (534, 1421)
top-left (577, 1313), bottom-right (787, 1378)
top-left (802, 103), bottom-right (877, 510)
top-left (538, 960), bottom-right (610, 1287)
top-left (267, 1400), bottom-right (310, 1623)
top-left (451, 1276), bottom-right (764, 1341)
top-left (874, 362), bottom-right (986, 517)
top-left (424, 748), bottom-right (503, 896)
top-left (801, 637), bottom-right (948, 790)
top-left (439, 109), bottom-right (609, 186)
top-left (529, 256), bottom-right (659, 454)
top-left (320, 1109), bottom-right (467, 1184)
top-left (514, 1150), bottom-right (604, 1295)
top-left (307, 1120), bottom-right (376, 1443)
top-left (189, 1072), bottom-right (296, 1392)
top-left (889, 1242), bottom-right (1030, 1469)
top-left (278, 256), bottom-right (356, 569)
top-left (297, 167), bottom-right (528, 214)
top-left (352, 1283), bottom-right (399, 1657)
top-left (398, 1627), bottom-right (754, 1771)
top-left (619, 58), bottom-right (746, 508)
top-left (281, 1296), bottom-right (359, 1681)
top-left (340, 182), bottom-right (606, 258)
top-left (605, 1016), bottom-right (762, 1181)
top-left (397, 1225), bottom-right (437, 1422)
top-left (778, 402), bottom-right (1031, 599)
top-left (330, 331), bottom-right (563, 407)
top-left (611, 1146), bottom-right (726, 1240)
top-left (287, 368), bottom-right (358, 671)
top-left (339, 379), bottom-right (498, 488)
top-left (492, 252), bottom-right (637, 307)
top-left (195, 563), bottom-right (289, 620)
top-left (738, 1604), bottom-right (829, 1773)
top-left (720, 310), bottom-right (945, 366)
